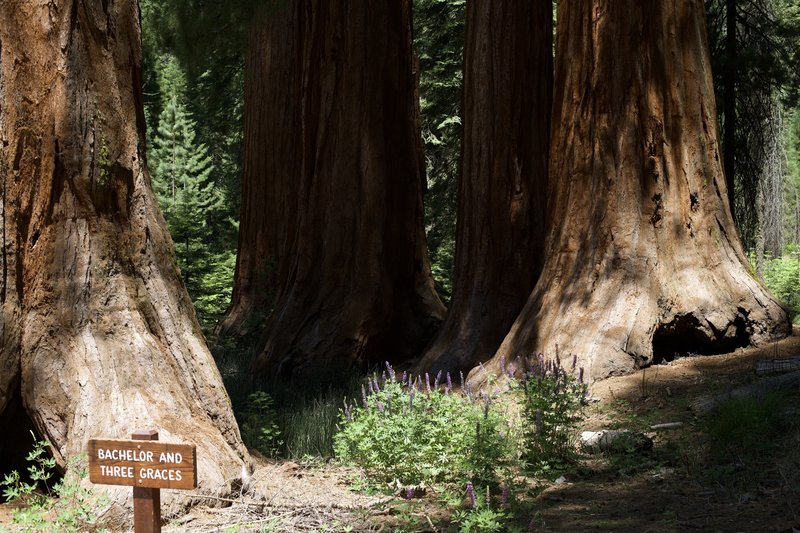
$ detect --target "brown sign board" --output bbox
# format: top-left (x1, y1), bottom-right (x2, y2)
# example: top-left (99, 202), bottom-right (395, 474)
top-left (88, 438), bottom-right (197, 490)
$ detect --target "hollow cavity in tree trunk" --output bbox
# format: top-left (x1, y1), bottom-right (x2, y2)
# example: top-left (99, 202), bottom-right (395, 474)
top-left (0, 390), bottom-right (48, 483)
top-left (651, 312), bottom-right (751, 364)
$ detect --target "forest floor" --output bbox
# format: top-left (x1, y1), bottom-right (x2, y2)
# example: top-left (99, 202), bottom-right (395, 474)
top-left (2, 331), bottom-right (800, 532)
top-left (164, 330), bottom-right (800, 533)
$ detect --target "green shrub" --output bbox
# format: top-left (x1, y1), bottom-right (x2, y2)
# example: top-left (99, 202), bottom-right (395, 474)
top-left (759, 245), bottom-right (800, 321)
top-left (239, 391), bottom-right (283, 457)
top-left (517, 354), bottom-right (588, 474)
top-left (452, 481), bottom-right (514, 533)
top-left (333, 365), bottom-right (517, 490)
top-left (1, 436), bottom-right (108, 532)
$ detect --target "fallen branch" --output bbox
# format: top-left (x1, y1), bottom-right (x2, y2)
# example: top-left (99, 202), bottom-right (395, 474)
top-left (691, 370), bottom-right (800, 415)
top-left (649, 422), bottom-right (683, 430)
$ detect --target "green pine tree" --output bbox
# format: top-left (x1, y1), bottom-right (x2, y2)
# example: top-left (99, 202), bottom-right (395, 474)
top-left (149, 96), bottom-right (233, 329)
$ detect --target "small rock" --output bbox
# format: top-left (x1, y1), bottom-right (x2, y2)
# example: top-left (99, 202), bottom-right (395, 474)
top-left (580, 429), bottom-right (654, 453)
top-left (554, 475), bottom-right (567, 485)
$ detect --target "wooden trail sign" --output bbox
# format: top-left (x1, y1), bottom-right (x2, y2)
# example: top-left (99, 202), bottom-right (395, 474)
top-left (88, 435), bottom-right (197, 490)
top-left (88, 430), bottom-right (197, 533)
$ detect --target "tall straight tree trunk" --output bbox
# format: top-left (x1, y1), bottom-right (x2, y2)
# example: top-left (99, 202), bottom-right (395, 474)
top-left (250, 1), bottom-right (445, 374)
top-left (473, 0), bottom-right (789, 382)
top-left (417, 0), bottom-right (552, 374)
top-left (0, 0), bottom-right (246, 512)
top-left (723, 0), bottom-right (737, 221)
top-left (218, 8), bottom-right (300, 338)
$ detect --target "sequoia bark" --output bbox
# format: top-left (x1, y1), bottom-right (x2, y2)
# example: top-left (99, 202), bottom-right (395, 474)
top-left (249, 1), bottom-right (445, 374)
top-left (217, 7), bottom-right (300, 338)
top-left (473, 0), bottom-right (789, 382)
top-left (417, 0), bottom-right (552, 374)
top-left (0, 0), bottom-right (246, 513)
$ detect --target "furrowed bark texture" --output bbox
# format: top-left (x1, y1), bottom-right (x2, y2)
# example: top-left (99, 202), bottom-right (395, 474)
top-left (417, 0), bottom-right (552, 374)
top-left (0, 0), bottom-right (246, 513)
top-left (473, 0), bottom-right (789, 382)
top-left (250, 0), bottom-right (445, 374)
top-left (217, 7), bottom-right (299, 338)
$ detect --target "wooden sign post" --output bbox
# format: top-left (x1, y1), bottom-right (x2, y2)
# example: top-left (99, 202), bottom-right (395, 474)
top-left (88, 430), bottom-right (197, 533)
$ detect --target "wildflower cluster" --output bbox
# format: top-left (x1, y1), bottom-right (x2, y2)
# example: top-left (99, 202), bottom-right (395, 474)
top-left (333, 362), bottom-right (515, 490)
top-left (516, 352), bottom-right (588, 473)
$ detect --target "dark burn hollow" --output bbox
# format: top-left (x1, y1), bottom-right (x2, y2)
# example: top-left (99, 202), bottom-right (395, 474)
top-left (0, 389), bottom-right (57, 484)
top-left (651, 313), bottom-right (750, 364)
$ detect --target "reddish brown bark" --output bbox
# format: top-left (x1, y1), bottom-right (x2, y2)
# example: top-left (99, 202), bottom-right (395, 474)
top-left (473, 0), bottom-right (789, 383)
top-left (417, 0), bottom-right (552, 374)
top-left (247, 1), bottom-right (445, 374)
top-left (217, 7), bottom-right (300, 338)
top-left (0, 0), bottom-right (246, 513)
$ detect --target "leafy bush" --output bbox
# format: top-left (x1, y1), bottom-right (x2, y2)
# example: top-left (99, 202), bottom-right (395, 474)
top-left (759, 245), bottom-right (800, 321)
top-left (452, 481), bottom-right (514, 533)
top-left (333, 365), bottom-right (517, 490)
top-left (517, 354), bottom-right (588, 474)
top-left (239, 391), bottom-right (283, 457)
top-left (1, 436), bottom-right (108, 532)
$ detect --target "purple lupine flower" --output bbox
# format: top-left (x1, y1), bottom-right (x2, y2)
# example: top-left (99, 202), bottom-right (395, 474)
top-left (465, 482), bottom-right (476, 508)
top-left (368, 379), bottom-right (375, 394)
top-left (409, 387), bottom-right (415, 409)
top-left (447, 372), bottom-right (453, 390)
top-left (460, 371), bottom-right (465, 388)
top-left (507, 363), bottom-right (515, 379)
top-left (405, 487), bottom-right (414, 499)
top-left (425, 373), bottom-right (431, 394)
top-left (361, 384), bottom-right (368, 407)
top-left (434, 370), bottom-right (442, 389)
top-left (345, 404), bottom-right (353, 422)
top-left (385, 361), bottom-right (396, 382)
top-left (377, 402), bottom-right (385, 413)
top-left (465, 382), bottom-right (472, 400)
top-left (373, 377), bottom-right (381, 393)
top-left (401, 370), bottom-right (407, 385)
top-left (501, 485), bottom-right (509, 506)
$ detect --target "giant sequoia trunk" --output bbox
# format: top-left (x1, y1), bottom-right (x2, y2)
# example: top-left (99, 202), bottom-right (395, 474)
top-left (474, 0), bottom-right (789, 382)
top-left (217, 9), bottom-right (300, 338)
top-left (0, 0), bottom-right (246, 512)
top-left (249, 1), bottom-right (445, 374)
top-left (417, 0), bottom-right (552, 374)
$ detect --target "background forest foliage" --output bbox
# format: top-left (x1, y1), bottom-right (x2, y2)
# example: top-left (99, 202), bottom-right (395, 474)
top-left (139, 0), bottom-right (800, 328)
